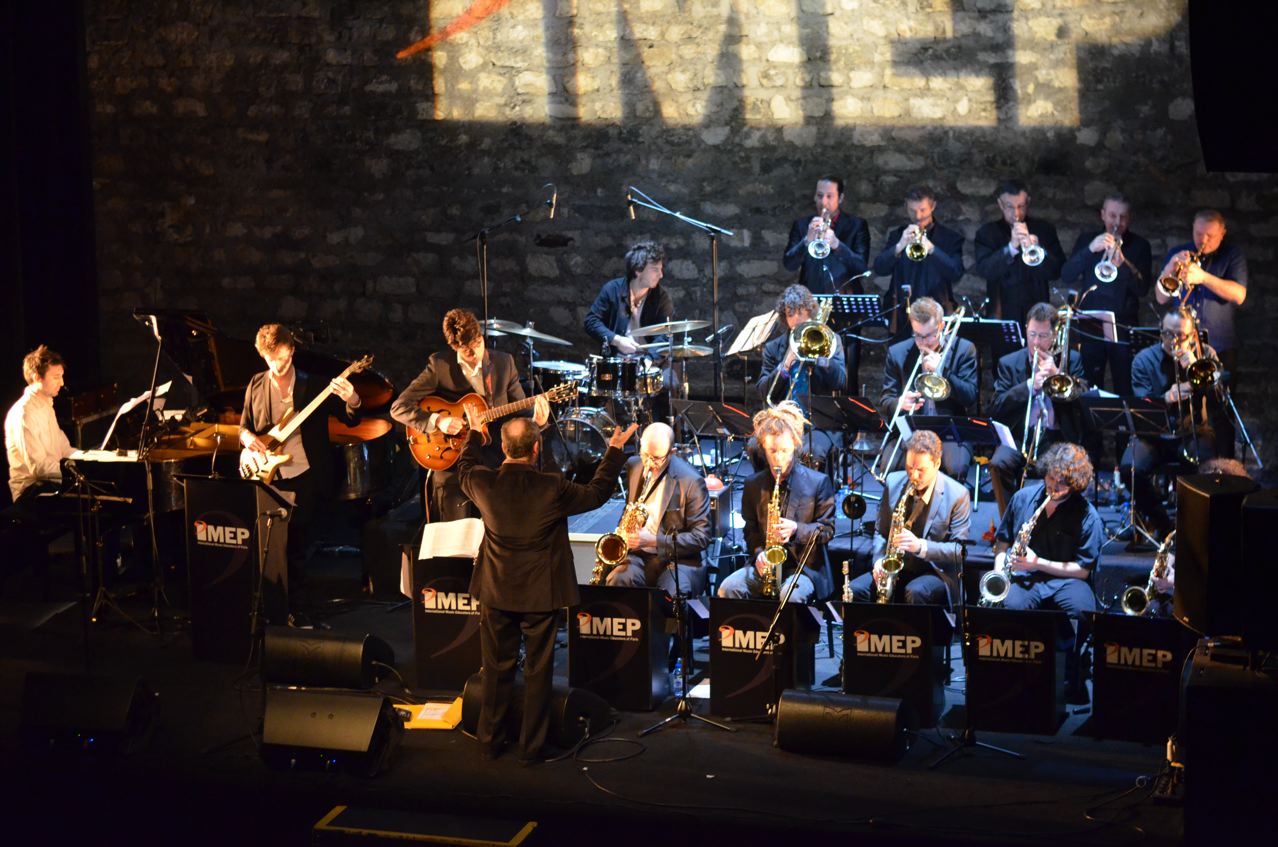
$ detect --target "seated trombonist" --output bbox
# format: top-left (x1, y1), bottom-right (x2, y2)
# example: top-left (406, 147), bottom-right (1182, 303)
top-left (757, 284), bottom-right (845, 410)
top-left (847, 430), bottom-right (970, 609)
top-left (718, 402), bottom-right (835, 603)
top-left (987, 302), bottom-right (1088, 516)
top-left (877, 297), bottom-right (978, 483)
top-left (603, 422), bottom-right (712, 597)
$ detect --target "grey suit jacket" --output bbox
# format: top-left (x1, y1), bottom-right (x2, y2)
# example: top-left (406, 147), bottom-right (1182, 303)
top-left (872, 470), bottom-right (971, 608)
top-left (622, 454), bottom-right (711, 572)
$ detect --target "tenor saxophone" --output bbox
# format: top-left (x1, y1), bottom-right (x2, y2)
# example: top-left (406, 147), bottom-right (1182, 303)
top-left (760, 468), bottom-right (787, 599)
top-left (980, 489), bottom-right (1051, 606)
top-left (591, 501), bottom-right (649, 585)
top-left (875, 484), bottom-right (916, 603)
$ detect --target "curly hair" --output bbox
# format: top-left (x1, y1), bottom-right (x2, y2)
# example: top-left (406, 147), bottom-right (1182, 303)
top-left (752, 400), bottom-right (807, 447)
top-left (775, 284), bottom-right (817, 318)
top-left (22, 344), bottom-right (64, 384)
top-left (442, 308), bottom-right (482, 349)
top-left (1038, 442), bottom-right (1093, 493)
top-left (904, 429), bottom-right (942, 463)
top-left (254, 324), bottom-right (294, 357)
top-left (624, 241), bottom-right (666, 282)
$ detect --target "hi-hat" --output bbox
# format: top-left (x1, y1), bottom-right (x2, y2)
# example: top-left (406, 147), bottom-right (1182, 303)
top-left (639, 341), bottom-right (713, 359)
top-left (631, 319), bottom-right (711, 338)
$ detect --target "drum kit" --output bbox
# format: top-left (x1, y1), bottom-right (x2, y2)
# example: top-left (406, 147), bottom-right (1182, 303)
top-left (483, 315), bottom-right (715, 480)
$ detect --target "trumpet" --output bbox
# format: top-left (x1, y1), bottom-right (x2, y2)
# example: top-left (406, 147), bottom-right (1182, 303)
top-left (875, 484), bottom-right (915, 603)
top-left (808, 209), bottom-right (833, 259)
top-left (1015, 211), bottom-right (1045, 267)
top-left (1158, 249), bottom-right (1202, 297)
top-left (760, 466), bottom-right (787, 599)
top-left (1122, 529), bottom-right (1175, 616)
top-left (591, 500), bottom-right (649, 584)
top-left (1094, 227), bottom-right (1122, 283)
top-left (904, 225), bottom-right (928, 262)
top-left (980, 489), bottom-right (1050, 606)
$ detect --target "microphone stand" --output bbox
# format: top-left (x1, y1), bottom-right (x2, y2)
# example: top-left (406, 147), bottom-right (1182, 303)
top-left (465, 187), bottom-right (553, 328)
top-left (133, 311), bottom-right (175, 633)
top-left (628, 186), bottom-right (734, 402)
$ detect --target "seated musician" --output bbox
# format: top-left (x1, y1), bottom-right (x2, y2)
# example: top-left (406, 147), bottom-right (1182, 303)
top-left (877, 297), bottom-right (978, 484)
top-left (391, 309), bottom-right (550, 523)
top-left (239, 324), bottom-right (362, 585)
top-left (987, 302), bottom-right (1087, 515)
top-left (718, 402), bottom-right (835, 603)
top-left (5, 345), bottom-right (75, 505)
top-left (757, 284), bottom-right (845, 409)
top-left (847, 430), bottom-right (970, 608)
top-left (583, 241), bottom-right (673, 356)
top-left (607, 422), bottom-right (711, 597)
top-left (1119, 308), bottom-right (1226, 541)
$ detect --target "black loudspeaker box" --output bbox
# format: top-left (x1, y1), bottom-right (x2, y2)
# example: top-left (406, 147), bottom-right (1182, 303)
top-left (773, 689), bottom-right (916, 762)
top-left (260, 688), bottom-right (405, 777)
top-left (262, 626), bottom-right (396, 689)
top-left (21, 671), bottom-right (158, 756)
top-left (1173, 474), bottom-right (1256, 637)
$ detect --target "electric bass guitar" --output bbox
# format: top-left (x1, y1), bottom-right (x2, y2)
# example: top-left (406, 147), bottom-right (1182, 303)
top-left (406, 380), bottom-right (577, 472)
top-left (238, 355), bottom-right (374, 483)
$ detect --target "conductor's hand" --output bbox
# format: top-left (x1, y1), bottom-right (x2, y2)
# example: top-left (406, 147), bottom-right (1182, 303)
top-left (608, 423), bottom-right (639, 450)
top-left (532, 395), bottom-right (551, 427)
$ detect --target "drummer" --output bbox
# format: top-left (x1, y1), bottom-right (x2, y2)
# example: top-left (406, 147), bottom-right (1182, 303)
top-left (584, 241), bottom-right (674, 355)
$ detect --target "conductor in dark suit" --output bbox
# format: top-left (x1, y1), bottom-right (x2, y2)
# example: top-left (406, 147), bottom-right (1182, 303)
top-left (848, 430), bottom-right (970, 609)
top-left (391, 308), bottom-right (549, 522)
top-left (986, 302), bottom-right (1087, 515)
top-left (458, 417), bottom-right (636, 764)
top-left (877, 297), bottom-right (978, 483)
top-left (239, 323), bottom-right (361, 584)
top-left (607, 422), bottom-right (712, 597)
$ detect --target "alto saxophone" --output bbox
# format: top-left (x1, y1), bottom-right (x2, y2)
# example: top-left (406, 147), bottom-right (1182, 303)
top-left (980, 489), bottom-right (1051, 606)
top-left (1122, 529), bottom-right (1176, 616)
top-left (760, 467), bottom-right (787, 599)
top-left (591, 500), bottom-right (649, 585)
top-left (875, 484), bottom-right (915, 604)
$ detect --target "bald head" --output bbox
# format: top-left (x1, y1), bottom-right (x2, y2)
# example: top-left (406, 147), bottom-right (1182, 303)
top-left (639, 422), bottom-right (674, 477)
top-left (501, 417), bottom-right (540, 462)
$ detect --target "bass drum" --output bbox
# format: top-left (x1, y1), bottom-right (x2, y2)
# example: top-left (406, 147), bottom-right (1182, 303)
top-left (547, 407), bottom-right (616, 483)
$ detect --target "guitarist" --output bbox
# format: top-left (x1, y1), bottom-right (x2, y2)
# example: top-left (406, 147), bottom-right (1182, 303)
top-left (391, 308), bottom-right (549, 522)
top-left (239, 324), bottom-right (362, 587)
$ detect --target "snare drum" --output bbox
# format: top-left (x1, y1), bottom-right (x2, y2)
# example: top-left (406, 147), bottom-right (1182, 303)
top-left (532, 360), bottom-right (588, 394)
top-left (595, 357), bottom-right (640, 396)
top-left (635, 364), bottom-right (663, 395)
top-left (549, 407), bottom-right (616, 482)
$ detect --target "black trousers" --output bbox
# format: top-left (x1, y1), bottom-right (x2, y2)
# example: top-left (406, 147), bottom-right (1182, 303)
top-left (271, 470), bottom-right (318, 583)
top-left (478, 605), bottom-right (558, 759)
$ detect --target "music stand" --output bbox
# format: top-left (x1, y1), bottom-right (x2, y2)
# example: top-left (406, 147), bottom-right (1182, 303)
top-left (814, 294), bottom-right (883, 333)
top-left (958, 318), bottom-right (1024, 402)
top-left (1074, 310), bottom-right (1117, 345)
top-left (1080, 396), bottom-right (1171, 548)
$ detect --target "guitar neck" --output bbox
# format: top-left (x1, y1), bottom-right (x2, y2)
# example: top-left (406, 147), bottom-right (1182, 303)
top-left (478, 393), bottom-right (543, 425)
top-left (273, 363), bottom-right (358, 442)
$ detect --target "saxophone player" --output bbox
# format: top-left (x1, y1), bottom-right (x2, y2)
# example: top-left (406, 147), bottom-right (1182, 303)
top-left (718, 402), bottom-right (835, 603)
top-left (847, 430), bottom-right (970, 608)
top-left (604, 423), bottom-right (712, 597)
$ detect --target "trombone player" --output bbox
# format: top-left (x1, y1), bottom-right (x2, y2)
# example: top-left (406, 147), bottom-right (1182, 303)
top-left (847, 430), bottom-right (970, 610)
top-left (872, 185), bottom-right (966, 341)
top-left (877, 297), bottom-right (978, 484)
top-left (757, 284), bottom-right (846, 410)
top-left (987, 302), bottom-right (1088, 516)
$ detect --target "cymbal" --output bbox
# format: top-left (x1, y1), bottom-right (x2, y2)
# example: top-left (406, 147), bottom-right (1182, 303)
top-left (631, 319), bottom-right (710, 338)
top-left (482, 318), bottom-right (523, 333)
top-left (484, 319), bottom-right (573, 347)
top-left (639, 341), bottom-right (713, 359)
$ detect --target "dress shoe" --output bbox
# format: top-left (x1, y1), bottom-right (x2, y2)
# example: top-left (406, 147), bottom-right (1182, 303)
top-left (481, 741), bottom-right (507, 761)
top-left (1151, 764), bottom-right (1185, 806)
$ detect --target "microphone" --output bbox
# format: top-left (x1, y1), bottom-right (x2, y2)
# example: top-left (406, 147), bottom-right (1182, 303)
top-left (543, 183), bottom-right (557, 220)
top-left (626, 189), bottom-right (636, 221)
top-left (705, 324), bottom-right (735, 344)
top-left (1076, 283), bottom-right (1100, 307)
top-left (261, 508), bottom-right (289, 520)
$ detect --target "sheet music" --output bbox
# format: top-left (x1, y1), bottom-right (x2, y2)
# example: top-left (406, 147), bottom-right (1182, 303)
top-left (418, 517), bottom-right (485, 560)
top-left (1077, 309), bottom-right (1118, 343)
top-left (990, 420), bottom-right (1017, 450)
top-left (726, 311), bottom-right (779, 356)
top-left (98, 380), bottom-right (173, 450)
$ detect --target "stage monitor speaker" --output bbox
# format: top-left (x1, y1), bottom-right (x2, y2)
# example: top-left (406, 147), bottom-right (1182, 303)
top-left (1189, 2), bottom-right (1278, 173)
top-left (460, 672), bottom-right (610, 749)
top-left (773, 689), bottom-right (916, 762)
top-left (260, 688), bottom-right (404, 777)
top-left (1240, 489), bottom-right (1278, 651)
top-left (20, 671), bottom-right (158, 757)
top-left (1173, 473), bottom-right (1256, 637)
top-left (262, 626), bottom-right (395, 689)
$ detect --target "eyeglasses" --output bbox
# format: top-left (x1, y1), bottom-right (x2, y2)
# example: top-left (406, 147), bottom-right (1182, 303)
top-left (1026, 331), bottom-right (1054, 341)
top-left (1160, 330), bottom-right (1192, 341)
top-left (912, 330), bottom-right (939, 342)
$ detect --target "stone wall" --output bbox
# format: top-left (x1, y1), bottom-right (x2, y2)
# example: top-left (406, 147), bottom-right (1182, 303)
top-left (84, 0), bottom-right (1276, 471)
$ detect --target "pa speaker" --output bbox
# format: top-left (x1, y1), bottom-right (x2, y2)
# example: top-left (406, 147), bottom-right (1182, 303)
top-left (1174, 473), bottom-right (1257, 636)
top-left (21, 671), bottom-right (158, 756)
top-left (1241, 489), bottom-right (1278, 651)
top-left (260, 688), bottom-right (404, 777)
top-left (262, 626), bottom-right (395, 689)
top-left (460, 672), bottom-right (610, 748)
top-left (773, 689), bottom-right (916, 762)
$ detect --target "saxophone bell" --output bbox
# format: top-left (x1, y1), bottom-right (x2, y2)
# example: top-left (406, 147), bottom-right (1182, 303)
top-left (591, 501), bottom-right (649, 584)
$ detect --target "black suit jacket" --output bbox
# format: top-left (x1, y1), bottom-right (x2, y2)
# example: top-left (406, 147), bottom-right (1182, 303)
top-left (239, 368), bottom-right (361, 490)
top-left (782, 212), bottom-right (870, 294)
top-left (459, 433), bottom-right (627, 612)
top-left (756, 331), bottom-right (846, 403)
top-left (584, 277), bottom-right (675, 348)
top-left (877, 336), bottom-right (979, 420)
top-left (972, 218), bottom-right (1065, 325)
top-left (989, 347), bottom-right (1087, 444)
top-left (872, 221), bottom-right (966, 309)
top-left (741, 464), bottom-right (836, 600)
top-left (1060, 229), bottom-right (1153, 326)
top-left (622, 454), bottom-right (711, 572)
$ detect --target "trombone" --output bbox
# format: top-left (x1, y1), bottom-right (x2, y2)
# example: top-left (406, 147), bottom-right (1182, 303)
top-left (1174, 305), bottom-right (1222, 390)
top-left (871, 307), bottom-right (965, 480)
top-left (765, 299), bottom-right (836, 407)
top-left (1042, 306), bottom-right (1087, 402)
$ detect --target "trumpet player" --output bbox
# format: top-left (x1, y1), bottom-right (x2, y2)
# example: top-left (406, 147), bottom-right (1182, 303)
top-left (877, 297), bottom-right (978, 482)
top-left (605, 423), bottom-right (712, 597)
top-left (993, 442), bottom-right (1102, 703)
top-left (847, 431), bottom-right (970, 609)
top-left (987, 303), bottom-right (1088, 515)
top-left (1154, 210), bottom-right (1248, 399)
top-left (718, 402), bottom-right (835, 603)
top-left (1059, 193), bottom-right (1152, 402)
top-left (872, 185), bottom-right (966, 341)
top-left (973, 180), bottom-right (1064, 356)
top-left (757, 285), bottom-right (846, 408)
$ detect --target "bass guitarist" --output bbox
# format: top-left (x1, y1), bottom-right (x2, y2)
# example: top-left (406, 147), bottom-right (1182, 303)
top-left (391, 308), bottom-right (549, 522)
top-left (239, 323), bottom-right (362, 587)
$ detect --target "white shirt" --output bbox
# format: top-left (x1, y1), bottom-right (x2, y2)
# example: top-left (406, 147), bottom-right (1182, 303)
top-left (6, 384), bottom-right (75, 500)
